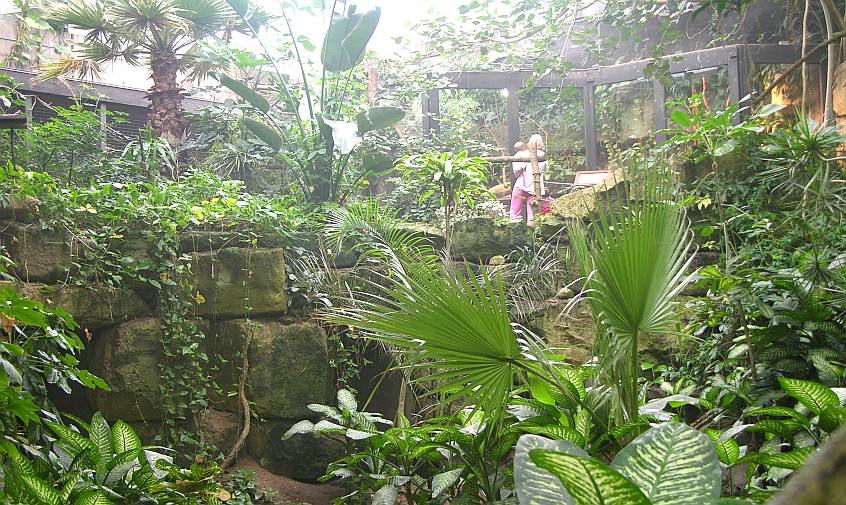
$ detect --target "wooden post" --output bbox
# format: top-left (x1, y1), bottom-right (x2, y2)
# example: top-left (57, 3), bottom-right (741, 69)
top-left (529, 142), bottom-right (542, 213)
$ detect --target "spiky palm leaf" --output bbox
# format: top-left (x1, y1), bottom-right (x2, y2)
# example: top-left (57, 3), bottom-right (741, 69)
top-left (570, 164), bottom-right (696, 422)
top-left (327, 258), bottom-right (532, 415)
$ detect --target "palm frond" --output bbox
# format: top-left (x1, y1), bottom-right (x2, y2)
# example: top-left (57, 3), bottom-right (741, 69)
top-left (325, 199), bottom-right (438, 270)
top-left (37, 56), bottom-right (103, 81)
top-left (571, 161), bottom-right (696, 423)
top-left (109, 0), bottom-right (187, 37)
top-left (47, 0), bottom-right (109, 32)
top-left (326, 259), bottom-right (525, 416)
top-left (173, 0), bottom-right (235, 36)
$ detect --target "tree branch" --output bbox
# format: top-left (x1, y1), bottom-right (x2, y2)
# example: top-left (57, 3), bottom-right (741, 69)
top-left (752, 30), bottom-right (846, 105)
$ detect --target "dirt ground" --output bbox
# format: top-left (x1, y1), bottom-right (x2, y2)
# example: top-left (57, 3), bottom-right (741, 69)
top-left (232, 456), bottom-right (346, 505)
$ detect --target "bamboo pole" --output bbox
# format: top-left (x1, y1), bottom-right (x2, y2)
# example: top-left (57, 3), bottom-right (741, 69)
top-left (481, 155), bottom-right (548, 163)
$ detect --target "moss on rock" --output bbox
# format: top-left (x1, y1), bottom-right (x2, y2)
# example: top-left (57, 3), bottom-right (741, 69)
top-left (451, 218), bottom-right (533, 262)
top-left (88, 317), bottom-right (166, 421)
top-left (186, 247), bottom-right (288, 318)
top-left (210, 319), bottom-right (329, 419)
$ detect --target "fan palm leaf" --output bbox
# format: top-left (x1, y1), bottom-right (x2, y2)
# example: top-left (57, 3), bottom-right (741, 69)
top-left (570, 164), bottom-right (696, 423)
top-left (327, 258), bottom-right (528, 416)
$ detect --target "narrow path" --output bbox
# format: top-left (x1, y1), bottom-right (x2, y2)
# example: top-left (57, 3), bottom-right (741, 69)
top-left (233, 456), bottom-right (346, 505)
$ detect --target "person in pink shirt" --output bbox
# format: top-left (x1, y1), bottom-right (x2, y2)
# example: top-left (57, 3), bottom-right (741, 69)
top-left (510, 135), bottom-right (549, 225)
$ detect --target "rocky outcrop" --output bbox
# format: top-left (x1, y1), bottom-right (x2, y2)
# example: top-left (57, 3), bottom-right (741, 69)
top-left (187, 247), bottom-right (288, 318)
top-left (451, 218), bottom-right (534, 262)
top-left (246, 418), bottom-right (344, 482)
top-left (211, 319), bottom-right (329, 419)
top-left (88, 317), bottom-right (167, 421)
top-left (0, 281), bottom-right (150, 329)
top-left (550, 170), bottom-right (625, 221)
top-left (1, 223), bottom-right (75, 283)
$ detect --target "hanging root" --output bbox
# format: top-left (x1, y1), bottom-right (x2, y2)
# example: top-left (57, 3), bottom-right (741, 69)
top-left (222, 331), bottom-right (252, 469)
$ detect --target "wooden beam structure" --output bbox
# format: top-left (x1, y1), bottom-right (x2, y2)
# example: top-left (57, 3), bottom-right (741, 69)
top-left (423, 44), bottom-right (814, 170)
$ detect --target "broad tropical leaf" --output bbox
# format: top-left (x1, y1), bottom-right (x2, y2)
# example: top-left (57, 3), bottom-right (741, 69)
top-left (74, 490), bottom-right (113, 505)
top-left (326, 259), bottom-right (523, 415)
top-left (431, 468), bottom-right (463, 497)
top-left (111, 420), bottom-right (141, 454)
top-left (745, 406), bottom-right (810, 427)
top-left (819, 405), bottom-right (846, 433)
top-left (517, 425), bottom-right (586, 448)
top-left (610, 422), bottom-right (720, 505)
top-left (46, 421), bottom-right (96, 454)
top-left (372, 483), bottom-right (398, 505)
top-left (219, 73), bottom-right (269, 113)
top-left (322, 6), bottom-right (381, 72)
top-left (337, 389), bottom-right (358, 413)
top-left (515, 434), bottom-right (587, 505)
top-left (243, 117), bottom-right (284, 151)
top-left (705, 430), bottom-right (741, 466)
top-left (356, 106), bottom-right (405, 134)
top-left (19, 474), bottom-right (61, 505)
top-left (89, 412), bottom-right (112, 464)
top-left (741, 447), bottom-right (814, 470)
top-left (570, 165), bottom-right (696, 422)
top-left (778, 377), bottom-right (840, 415)
top-left (530, 449), bottom-right (651, 505)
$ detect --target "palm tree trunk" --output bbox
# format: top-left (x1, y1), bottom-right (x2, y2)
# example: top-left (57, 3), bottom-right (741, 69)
top-left (148, 50), bottom-right (185, 172)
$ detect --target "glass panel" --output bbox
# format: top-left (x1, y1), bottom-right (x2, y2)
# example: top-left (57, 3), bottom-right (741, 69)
top-left (594, 79), bottom-right (654, 167)
top-left (517, 85), bottom-right (584, 194)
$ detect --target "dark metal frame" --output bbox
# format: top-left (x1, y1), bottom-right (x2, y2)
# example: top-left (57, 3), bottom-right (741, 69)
top-left (423, 44), bottom-right (809, 169)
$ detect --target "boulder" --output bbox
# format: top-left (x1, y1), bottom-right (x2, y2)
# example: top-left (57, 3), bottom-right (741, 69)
top-left (246, 418), bottom-right (344, 482)
top-left (0, 195), bottom-right (38, 221)
top-left (551, 170), bottom-right (625, 221)
top-left (186, 247), bottom-right (288, 318)
top-left (450, 218), bottom-right (534, 262)
top-left (89, 318), bottom-right (166, 421)
top-left (198, 409), bottom-right (241, 453)
top-left (1, 223), bottom-right (74, 283)
top-left (210, 319), bottom-right (329, 419)
top-left (529, 301), bottom-right (679, 365)
top-left (0, 281), bottom-right (150, 329)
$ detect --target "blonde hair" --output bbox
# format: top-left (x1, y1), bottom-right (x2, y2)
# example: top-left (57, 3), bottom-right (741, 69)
top-left (514, 141), bottom-right (526, 152)
top-left (528, 134), bottom-right (545, 151)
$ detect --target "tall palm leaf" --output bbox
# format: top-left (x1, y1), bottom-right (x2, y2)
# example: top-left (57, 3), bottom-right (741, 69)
top-left (327, 257), bottom-right (532, 416)
top-left (570, 164), bottom-right (696, 423)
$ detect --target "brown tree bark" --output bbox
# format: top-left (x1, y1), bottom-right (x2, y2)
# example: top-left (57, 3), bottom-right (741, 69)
top-left (147, 50), bottom-right (185, 176)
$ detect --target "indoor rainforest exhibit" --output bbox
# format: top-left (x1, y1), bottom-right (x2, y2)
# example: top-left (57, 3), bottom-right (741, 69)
top-left (2, 0), bottom-right (846, 504)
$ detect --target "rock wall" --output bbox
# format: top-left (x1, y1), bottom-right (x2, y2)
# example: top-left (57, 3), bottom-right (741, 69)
top-left (0, 213), bottom-right (333, 481)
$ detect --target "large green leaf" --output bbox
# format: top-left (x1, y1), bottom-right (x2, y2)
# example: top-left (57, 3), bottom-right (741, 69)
top-left (518, 425), bottom-right (586, 448)
top-left (431, 468), bottom-right (462, 498)
top-left (89, 412), bottom-right (112, 464)
top-left (321, 6), bottom-right (381, 72)
top-left (570, 166), bottom-right (695, 423)
top-left (243, 117), bottom-right (284, 151)
top-left (219, 73), bottom-right (269, 113)
top-left (610, 422), bottom-right (720, 505)
top-left (778, 377), bottom-right (840, 415)
top-left (111, 420), bottom-right (141, 454)
top-left (326, 258), bottom-right (522, 415)
top-left (819, 405), bottom-right (846, 433)
top-left (356, 106), bottom-right (405, 134)
top-left (741, 447), bottom-right (814, 470)
top-left (46, 421), bottom-right (96, 455)
top-left (74, 490), bottom-right (113, 505)
top-left (530, 449), bottom-right (651, 505)
top-left (515, 434), bottom-right (587, 505)
top-left (19, 474), bottom-right (61, 505)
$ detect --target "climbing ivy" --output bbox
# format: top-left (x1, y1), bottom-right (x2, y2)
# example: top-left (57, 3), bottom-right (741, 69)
top-left (0, 166), bottom-right (302, 458)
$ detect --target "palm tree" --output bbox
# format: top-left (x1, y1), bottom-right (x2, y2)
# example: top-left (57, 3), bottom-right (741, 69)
top-left (569, 164), bottom-right (696, 423)
top-left (41, 0), bottom-right (258, 148)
